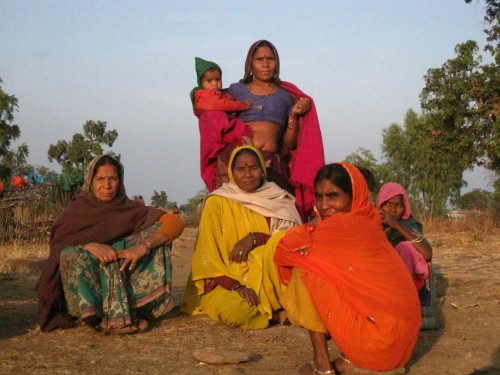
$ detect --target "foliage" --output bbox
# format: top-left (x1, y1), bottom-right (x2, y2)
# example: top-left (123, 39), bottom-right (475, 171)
top-left (451, 188), bottom-right (492, 210)
top-left (47, 120), bottom-right (118, 173)
top-left (150, 190), bottom-right (176, 209)
top-left (180, 188), bottom-right (208, 227)
top-left (380, 109), bottom-right (465, 220)
top-left (0, 77), bottom-right (29, 180)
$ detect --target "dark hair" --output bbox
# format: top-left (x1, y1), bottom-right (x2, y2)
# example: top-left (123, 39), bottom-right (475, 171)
top-left (314, 163), bottom-right (352, 197)
top-left (356, 166), bottom-right (376, 192)
top-left (92, 155), bottom-right (122, 186)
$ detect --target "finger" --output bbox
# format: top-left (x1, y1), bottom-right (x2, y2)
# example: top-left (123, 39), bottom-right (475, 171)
top-left (120, 258), bottom-right (131, 272)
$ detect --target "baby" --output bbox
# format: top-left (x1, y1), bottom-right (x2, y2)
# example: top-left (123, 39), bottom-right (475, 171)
top-left (190, 57), bottom-right (250, 112)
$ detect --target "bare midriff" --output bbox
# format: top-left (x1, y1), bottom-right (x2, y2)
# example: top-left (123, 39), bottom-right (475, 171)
top-left (248, 121), bottom-right (280, 154)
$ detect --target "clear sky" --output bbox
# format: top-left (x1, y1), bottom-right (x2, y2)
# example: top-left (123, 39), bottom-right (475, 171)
top-left (1, 0), bottom-right (495, 204)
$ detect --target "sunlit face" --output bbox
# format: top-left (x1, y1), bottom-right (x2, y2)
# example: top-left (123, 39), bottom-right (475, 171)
top-left (91, 164), bottom-right (120, 203)
top-left (314, 179), bottom-right (352, 219)
top-left (232, 152), bottom-right (263, 193)
top-left (381, 195), bottom-right (405, 221)
top-left (201, 69), bottom-right (222, 91)
top-left (251, 46), bottom-right (277, 82)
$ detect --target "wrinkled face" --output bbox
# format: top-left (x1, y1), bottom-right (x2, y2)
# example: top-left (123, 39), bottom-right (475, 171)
top-left (232, 152), bottom-right (263, 192)
top-left (381, 195), bottom-right (405, 221)
top-left (201, 69), bottom-right (222, 91)
top-left (91, 164), bottom-right (120, 203)
top-left (314, 179), bottom-right (352, 219)
top-left (251, 46), bottom-right (277, 82)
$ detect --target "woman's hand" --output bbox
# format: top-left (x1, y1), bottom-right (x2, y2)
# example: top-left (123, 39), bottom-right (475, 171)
top-left (234, 285), bottom-right (259, 306)
top-left (378, 209), bottom-right (399, 229)
top-left (83, 243), bottom-right (117, 266)
top-left (230, 234), bottom-right (254, 263)
top-left (117, 245), bottom-right (148, 272)
top-left (291, 97), bottom-right (311, 116)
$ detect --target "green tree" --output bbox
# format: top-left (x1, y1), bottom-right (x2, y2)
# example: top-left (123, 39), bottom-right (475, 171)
top-left (0, 77), bottom-right (29, 180)
top-left (150, 190), bottom-right (168, 208)
top-left (380, 109), bottom-right (465, 220)
top-left (180, 188), bottom-right (208, 226)
top-left (47, 120), bottom-right (118, 173)
top-left (451, 188), bottom-right (492, 211)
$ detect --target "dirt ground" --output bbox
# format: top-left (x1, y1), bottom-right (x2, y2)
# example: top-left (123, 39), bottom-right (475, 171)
top-left (0, 224), bottom-right (499, 375)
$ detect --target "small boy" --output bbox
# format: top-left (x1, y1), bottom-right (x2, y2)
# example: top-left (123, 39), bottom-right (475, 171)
top-left (190, 57), bottom-right (250, 112)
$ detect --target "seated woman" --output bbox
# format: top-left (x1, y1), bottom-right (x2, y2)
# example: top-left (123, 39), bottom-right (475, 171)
top-left (197, 40), bottom-right (324, 220)
top-left (376, 182), bottom-right (432, 292)
top-left (274, 163), bottom-right (421, 374)
top-left (182, 145), bottom-right (302, 329)
top-left (36, 155), bottom-right (185, 334)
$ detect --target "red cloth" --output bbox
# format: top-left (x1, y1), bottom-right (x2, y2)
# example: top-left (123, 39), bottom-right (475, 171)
top-left (274, 163), bottom-right (421, 371)
top-left (194, 90), bottom-right (250, 112)
top-left (197, 110), bottom-right (252, 191)
top-left (280, 81), bottom-right (324, 220)
top-left (11, 175), bottom-right (25, 189)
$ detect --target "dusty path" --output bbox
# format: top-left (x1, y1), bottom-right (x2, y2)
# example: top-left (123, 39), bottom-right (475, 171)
top-left (0, 226), bottom-right (499, 375)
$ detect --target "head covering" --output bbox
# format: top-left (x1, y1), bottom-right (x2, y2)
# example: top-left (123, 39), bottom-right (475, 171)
top-left (240, 40), bottom-right (281, 84)
top-left (375, 182), bottom-right (412, 220)
top-left (227, 145), bottom-right (267, 184)
top-left (82, 154), bottom-right (125, 199)
top-left (190, 57), bottom-right (221, 103)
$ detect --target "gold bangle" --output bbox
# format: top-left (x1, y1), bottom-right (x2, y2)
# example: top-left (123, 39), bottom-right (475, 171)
top-left (408, 237), bottom-right (423, 244)
top-left (287, 115), bottom-right (299, 131)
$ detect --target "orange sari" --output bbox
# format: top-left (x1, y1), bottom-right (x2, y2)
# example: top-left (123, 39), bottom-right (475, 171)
top-left (274, 163), bottom-right (421, 371)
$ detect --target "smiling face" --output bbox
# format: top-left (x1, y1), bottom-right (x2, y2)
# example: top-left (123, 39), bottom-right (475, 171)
top-left (314, 179), bottom-right (352, 219)
top-left (381, 194), bottom-right (405, 221)
top-left (231, 151), bottom-right (263, 192)
top-left (200, 68), bottom-right (222, 91)
top-left (91, 163), bottom-right (120, 203)
top-left (251, 46), bottom-right (277, 83)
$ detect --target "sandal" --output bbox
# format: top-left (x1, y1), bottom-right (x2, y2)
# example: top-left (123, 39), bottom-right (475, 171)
top-left (272, 309), bottom-right (292, 326)
top-left (310, 360), bottom-right (336, 375)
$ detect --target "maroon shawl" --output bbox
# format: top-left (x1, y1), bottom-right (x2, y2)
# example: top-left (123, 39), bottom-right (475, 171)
top-left (36, 191), bottom-right (164, 332)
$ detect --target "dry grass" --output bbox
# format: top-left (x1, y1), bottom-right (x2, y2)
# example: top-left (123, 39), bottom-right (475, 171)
top-left (0, 242), bottom-right (49, 274)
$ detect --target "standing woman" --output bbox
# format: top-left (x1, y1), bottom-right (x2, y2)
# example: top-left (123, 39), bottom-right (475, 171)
top-left (198, 40), bottom-right (324, 220)
top-left (274, 163), bottom-right (421, 374)
top-left (36, 155), bottom-right (185, 333)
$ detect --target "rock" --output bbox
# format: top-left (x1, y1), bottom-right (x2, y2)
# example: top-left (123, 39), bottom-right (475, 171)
top-left (193, 349), bottom-right (252, 364)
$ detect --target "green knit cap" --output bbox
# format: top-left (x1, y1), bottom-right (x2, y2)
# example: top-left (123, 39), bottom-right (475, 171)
top-left (190, 57), bottom-right (222, 104)
top-left (195, 57), bottom-right (221, 86)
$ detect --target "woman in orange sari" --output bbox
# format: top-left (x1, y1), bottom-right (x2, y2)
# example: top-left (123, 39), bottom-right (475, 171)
top-left (274, 163), bottom-right (421, 374)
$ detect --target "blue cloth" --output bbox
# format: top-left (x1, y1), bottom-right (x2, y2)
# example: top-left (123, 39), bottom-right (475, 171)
top-left (228, 83), bottom-right (293, 129)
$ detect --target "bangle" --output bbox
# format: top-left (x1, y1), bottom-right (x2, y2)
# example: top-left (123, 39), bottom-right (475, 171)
top-left (408, 236), bottom-right (423, 244)
top-left (138, 240), bottom-right (152, 255)
top-left (249, 232), bottom-right (257, 248)
top-left (231, 283), bottom-right (245, 291)
top-left (287, 115), bottom-right (299, 131)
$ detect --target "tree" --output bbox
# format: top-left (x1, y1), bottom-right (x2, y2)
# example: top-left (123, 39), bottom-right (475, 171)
top-left (451, 188), bottom-right (492, 211)
top-left (380, 109), bottom-right (465, 220)
top-left (150, 190), bottom-right (168, 208)
top-left (180, 188), bottom-right (208, 226)
top-left (0, 77), bottom-right (29, 180)
top-left (47, 120), bottom-right (118, 173)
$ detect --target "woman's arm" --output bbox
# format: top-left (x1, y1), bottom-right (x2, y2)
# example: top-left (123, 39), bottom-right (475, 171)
top-left (283, 97), bottom-right (311, 150)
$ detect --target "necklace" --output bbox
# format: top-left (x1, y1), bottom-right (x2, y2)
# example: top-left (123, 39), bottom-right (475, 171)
top-left (249, 83), bottom-right (276, 111)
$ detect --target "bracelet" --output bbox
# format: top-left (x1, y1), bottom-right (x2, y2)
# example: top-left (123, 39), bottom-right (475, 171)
top-left (249, 232), bottom-right (257, 248)
top-left (138, 240), bottom-right (153, 255)
top-left (230, 283), bottom-right (245, 291)
top-left (287, 115), bottom-right (299, 131)
top-left (408, 236), bottom-right (424, 244)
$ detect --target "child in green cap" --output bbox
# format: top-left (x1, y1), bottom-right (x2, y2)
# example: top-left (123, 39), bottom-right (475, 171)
top-left (190, 57), bottom-right (251, 113)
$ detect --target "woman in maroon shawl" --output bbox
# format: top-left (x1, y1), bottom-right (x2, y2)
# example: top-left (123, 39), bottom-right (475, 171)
top-left (36, 155), bottom-right (185, 333)
top-left (197, 40), bottom-right (324, 220)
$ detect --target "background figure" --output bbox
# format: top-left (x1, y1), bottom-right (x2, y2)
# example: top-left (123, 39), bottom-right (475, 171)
top-left (182, 145), bottom-right (301, 329)
top-left (376, 182), bottom-right (432, 292)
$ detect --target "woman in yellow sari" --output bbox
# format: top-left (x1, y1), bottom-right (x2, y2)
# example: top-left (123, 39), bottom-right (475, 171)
top-left (182, 145), bottom-right (302, 329)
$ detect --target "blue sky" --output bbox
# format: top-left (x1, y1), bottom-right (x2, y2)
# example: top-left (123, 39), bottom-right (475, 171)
top-left (1, 0), bottom-right (494, 204)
